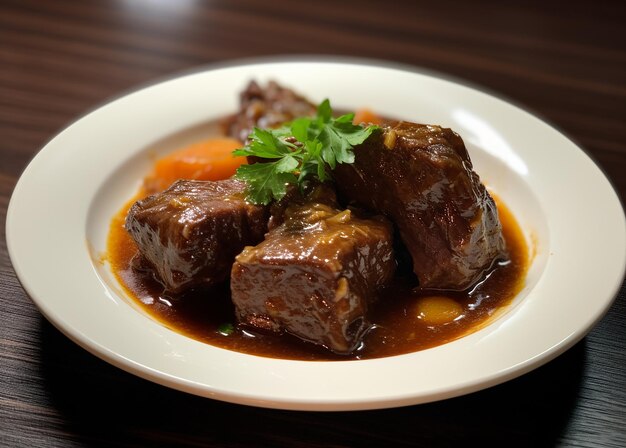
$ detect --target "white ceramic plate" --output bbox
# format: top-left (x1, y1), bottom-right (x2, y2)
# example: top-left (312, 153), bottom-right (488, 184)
top-left (7, 59), bottom-right (626, 411)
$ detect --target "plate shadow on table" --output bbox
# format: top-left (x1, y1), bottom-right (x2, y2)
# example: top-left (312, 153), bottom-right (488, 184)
top-left (39, 318), bottom-right (585, 448)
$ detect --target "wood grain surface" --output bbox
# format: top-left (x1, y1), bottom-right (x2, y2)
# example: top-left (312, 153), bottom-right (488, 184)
top-left (1, 1), bottom-right (625, 446)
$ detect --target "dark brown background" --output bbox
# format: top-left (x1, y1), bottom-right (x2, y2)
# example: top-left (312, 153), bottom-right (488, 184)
top-left (1, 1), bottom-right (625, 447)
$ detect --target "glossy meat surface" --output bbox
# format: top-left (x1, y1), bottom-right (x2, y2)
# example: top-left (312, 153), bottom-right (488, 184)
top-left (334, 121), bottom-right (507, 290)
top-left (223, 80), bottom-right (316, 142)
top-left (125, 179), bottom-right (268, 293)
top-left (230, 187), bottom-right (395, 354)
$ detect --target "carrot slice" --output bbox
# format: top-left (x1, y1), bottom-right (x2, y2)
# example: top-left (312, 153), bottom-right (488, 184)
top-left (352, 108), bottom-right (383, 125)
top-left (144, 138), bottom-right (246, 193)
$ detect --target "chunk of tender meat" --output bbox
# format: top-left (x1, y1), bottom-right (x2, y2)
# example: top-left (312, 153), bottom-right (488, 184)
top-left (223, 80), bottom-right (317, 142)
top-left (125, 179), bottom-right (268, 293)
top-left (334, 121), bottom-right (507, 290)
top-left (230, 186), bottom-right (395, 354)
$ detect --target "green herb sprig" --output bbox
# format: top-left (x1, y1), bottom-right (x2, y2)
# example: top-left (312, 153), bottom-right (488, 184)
top-left (232, 99), bottom-right (378, 205)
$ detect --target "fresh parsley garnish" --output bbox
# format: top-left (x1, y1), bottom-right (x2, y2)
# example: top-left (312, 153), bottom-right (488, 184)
top-left (217, 322), bottom-right (234, 336)
top-left (233, 99), bottom-right (378, 205)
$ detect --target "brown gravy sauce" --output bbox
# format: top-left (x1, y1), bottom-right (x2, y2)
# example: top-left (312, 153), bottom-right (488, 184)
top-left (107, 192), bottom-right (528, 361)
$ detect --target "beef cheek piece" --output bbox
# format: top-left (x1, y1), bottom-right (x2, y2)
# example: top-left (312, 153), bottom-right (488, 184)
top-left (230, 187), bottom-right (395, 354)
top-left (334, 121), bottom-right (507, 291)
top-left (125, 179), bottom-right (268, 293)
top-left (223, 80), bottom-right (317, 142)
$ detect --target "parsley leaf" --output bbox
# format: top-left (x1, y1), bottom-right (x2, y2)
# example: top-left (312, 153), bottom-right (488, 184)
top-left (233, 99), bottom-right (379, 205)
top-left (233, 160), bottom-right (298, 205)
top-left (217, 322), bottom-right (235, 336)
top-left (232, 128), bottom-right (298, 159)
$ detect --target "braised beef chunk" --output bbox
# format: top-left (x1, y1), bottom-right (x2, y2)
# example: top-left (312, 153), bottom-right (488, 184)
top-left (230, 186), bottom-right (395, 354)
top-left (334, 121), bottom-right (506, 291)
top-left (125, 179), bottom-right (268, 293)
top-left (223, 80), bottom-right (316, 142)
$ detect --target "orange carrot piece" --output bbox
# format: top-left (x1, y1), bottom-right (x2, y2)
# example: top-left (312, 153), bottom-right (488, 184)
top-left (144, 138), bottom-right (246, 193)
top-left (352, 108), bottom-right (383, 125)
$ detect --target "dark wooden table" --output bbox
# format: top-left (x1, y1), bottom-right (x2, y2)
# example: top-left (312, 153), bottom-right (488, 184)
top-left (2, 1), bottom-right (625, 446)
